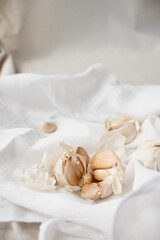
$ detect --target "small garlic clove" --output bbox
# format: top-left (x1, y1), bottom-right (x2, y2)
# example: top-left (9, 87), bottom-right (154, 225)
top-left (83, 173), bottom-right (93, 184)
top-left (35, 121), bottom-right (57, 133)
top-left (65, 161), bottom-right (80, 186)
top-left (93, 169), bottom-right (110, 181)
top-left (98, 180), bottom-right (113, 199)
top-left (105, 120), bottom-right (124, 131)
top-left (81, 183), bottom-right (100, 200)
top-left (76, 146), bottom-right (89, 172)
top-left (91, 150), bottom-right (118, 170)
top-left (118, 122), bottom-right (137, 144)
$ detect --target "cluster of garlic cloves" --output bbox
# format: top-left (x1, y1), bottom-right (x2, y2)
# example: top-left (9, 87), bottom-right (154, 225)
top-left (20, 142), bottom-right (124, 201)
top-left (105, 117), bottom-right (140, 144)
top-left (81, 150), bottom-right (124, 200)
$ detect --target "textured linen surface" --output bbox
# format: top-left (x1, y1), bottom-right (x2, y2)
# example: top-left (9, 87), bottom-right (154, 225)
top-left (0, 65), bottom-right (160, 240)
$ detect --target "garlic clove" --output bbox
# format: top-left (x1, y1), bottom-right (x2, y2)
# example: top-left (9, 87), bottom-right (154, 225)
top-left (83, 173), bottom-right (93, 184)
top-left (65, 161), bottom-right (80, 186)
top-left (91, 150), bottom-right (118, 170)
top-left (98, 180), bottom-right (113, 199)
top-left (93, 169), bottom-right (110, 181)
top-left (35, 121), bottom-right (57, 133)
top-left (105, 120), bottom-right (123, 131)
top-left (105, 117), bottom-right (140, 144)
top-left (119, 122), bottom-right (137, 144)
top-left (81, 183), bottom-right (100, 200)
top-left (76, 146), bottom-right (89, 172)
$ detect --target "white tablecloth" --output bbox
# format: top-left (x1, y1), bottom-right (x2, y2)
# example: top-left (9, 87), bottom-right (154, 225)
top-left (0, 64), bottom-right (160, 239)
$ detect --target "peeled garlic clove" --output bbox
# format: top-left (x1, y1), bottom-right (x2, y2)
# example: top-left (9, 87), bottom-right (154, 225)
top-left (91, 150), bottom-right (118, 170)
top-left (93, 169), bottom-right (110, 181)
top-left (65, 161), bottom-right (80, 186)
top-left (81, 183), bottom-right (100, 200)
top-left (35, 121), bottom-right (57, 133)
top-left (83, 173), bottom-right (93, 184)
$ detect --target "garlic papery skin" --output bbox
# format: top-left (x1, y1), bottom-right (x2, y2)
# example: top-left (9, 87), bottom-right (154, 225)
top-left (19, 167), bottom-right (57, 191)
top-left (129, 140), bottom-right (160, 171)
top-left (54, 142), bottom-right (89, 191)
top-left (91, 150), bottom-right (118, 170)
top-left (105, 118), bottom-right (140, 144)
top-left (35, 121), bottom-right (57, 133)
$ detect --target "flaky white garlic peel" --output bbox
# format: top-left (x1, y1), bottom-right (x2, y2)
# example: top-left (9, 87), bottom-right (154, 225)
top-left (19, 167), bottom-right (57, 191)
top-left (129, 140), bottom-right (160, 171)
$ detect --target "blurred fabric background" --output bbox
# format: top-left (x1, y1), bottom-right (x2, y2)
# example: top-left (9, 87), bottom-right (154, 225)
top-left (0, 0), bottom-right (160, 84)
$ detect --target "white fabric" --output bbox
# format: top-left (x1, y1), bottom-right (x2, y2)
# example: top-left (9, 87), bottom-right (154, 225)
top-left (0, 65), bottom-right (160, 239)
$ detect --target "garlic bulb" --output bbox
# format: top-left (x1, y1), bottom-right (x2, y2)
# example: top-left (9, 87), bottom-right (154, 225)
top-left (105, 117), bottom-right (140, 144)
top-left (54, 142), bottom-right (89, 191)
top-left (35, 121), bottom-right (57, 133)
top-left (129, 140), bottom-right (160, 171)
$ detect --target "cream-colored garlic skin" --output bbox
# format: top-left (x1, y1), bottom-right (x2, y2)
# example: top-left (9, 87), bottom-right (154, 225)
top-left (105, 117), bottom-right (140, 144)
top-left (35, 121), bottom-right (57, 133)
top-left (129, 140), bottom-right (160, 171)
top-left (54, 143), bottom-right (89, 191)
top-left (19, 167), bottom-right (57, 191)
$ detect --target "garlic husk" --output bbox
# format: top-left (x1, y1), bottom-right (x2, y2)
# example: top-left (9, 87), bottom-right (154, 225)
top-left (96, 131), bottom-right (127, 162)
top-left (54, 142), bottom-right (89, 191)
top-left (40, 151), bottom-right (60, 170)
top-left (105, 118), bottom-right (140, 144)
top-left (35, 121), bottom-right (57, 133)
top-left (129, 140), bottom-right (160, 171)
top-left (19, 167), bottom-right (56, 191)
